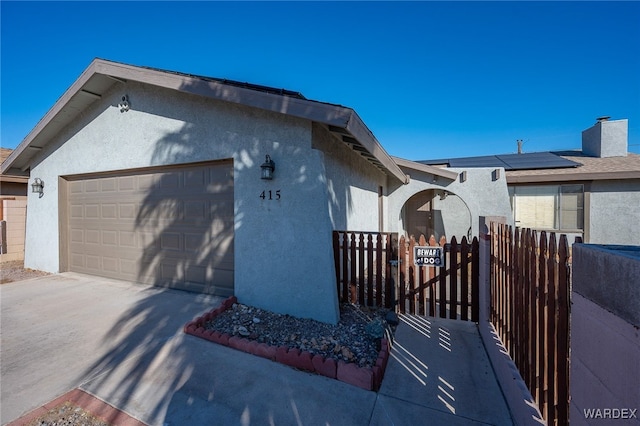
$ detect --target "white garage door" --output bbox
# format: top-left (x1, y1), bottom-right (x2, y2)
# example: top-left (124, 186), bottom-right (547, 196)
top-left (64, 161), bottom-right (234, 296)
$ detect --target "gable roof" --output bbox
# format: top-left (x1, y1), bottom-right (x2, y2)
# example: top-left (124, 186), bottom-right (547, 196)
top-left (1, 58), bottom-right (410, 183)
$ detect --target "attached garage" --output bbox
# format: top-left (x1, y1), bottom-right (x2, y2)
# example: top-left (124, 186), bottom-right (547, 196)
top-left (1, 58), bottom-right (414, 323)
top-left (60, 160), bottom-right (234, 296)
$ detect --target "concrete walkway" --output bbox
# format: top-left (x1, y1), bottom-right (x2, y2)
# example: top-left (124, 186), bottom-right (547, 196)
top-left (1, 274), bottom-right (512, 425)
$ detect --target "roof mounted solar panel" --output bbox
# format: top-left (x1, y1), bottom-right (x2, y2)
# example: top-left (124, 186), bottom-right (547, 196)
top-left (418, 152), bottom-right (581, 171)
top-left (496, 152), bottom-right (580, 170)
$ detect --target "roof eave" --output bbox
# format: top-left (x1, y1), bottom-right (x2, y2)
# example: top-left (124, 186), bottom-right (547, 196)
top-left (392, 156), bottom-right (459, 181)
top-left (0, 175), bottom-right (29, 184)
top-left (343, 113), bottom-right (409, 184)
top-left (506, 170), bottom-right (640, 183)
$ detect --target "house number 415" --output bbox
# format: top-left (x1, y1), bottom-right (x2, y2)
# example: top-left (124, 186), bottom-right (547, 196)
top-left (260, 190), bottom-right (281, 200)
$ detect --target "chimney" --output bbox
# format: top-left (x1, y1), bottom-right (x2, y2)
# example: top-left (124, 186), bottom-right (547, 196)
top-left (517, 139), bottom-right (523, 154)
top-left (581, 117), bottom-right (628, 158)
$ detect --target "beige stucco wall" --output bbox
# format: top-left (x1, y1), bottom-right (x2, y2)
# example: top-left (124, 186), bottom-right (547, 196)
top-left (1, 197), bottom-right (27, 261)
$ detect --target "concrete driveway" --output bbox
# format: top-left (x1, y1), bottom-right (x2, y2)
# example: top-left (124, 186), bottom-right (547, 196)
top-left (1, 273), bottom-right (512, 425)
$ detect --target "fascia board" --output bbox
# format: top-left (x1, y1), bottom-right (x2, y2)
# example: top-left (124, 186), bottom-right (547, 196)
top-left (0, 175), bottom-right (29, 183)
top-left (345, 112), bottom-right (409, 184)
top-left (392, 156), bottom-right (459, 181)
top-left (506, 171), bottom-right (640, 184)
top-left (93, 60), bottom-right (354, 127)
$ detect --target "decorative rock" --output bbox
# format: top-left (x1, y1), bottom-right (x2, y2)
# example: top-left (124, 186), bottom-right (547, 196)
top-left (385, 311), bottom-right (399, 326)
top-left (341, 347), bottom-right (354, 360)
top-left (184, 298), bottom-right (397, 390)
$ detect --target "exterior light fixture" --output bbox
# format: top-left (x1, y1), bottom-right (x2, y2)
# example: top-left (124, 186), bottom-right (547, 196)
top-left (260, 155), bottom-right (275, 180)
top-left (118, 95), bottom-right (130, 113)
top-left (31, 178), bottom-right (44, 198)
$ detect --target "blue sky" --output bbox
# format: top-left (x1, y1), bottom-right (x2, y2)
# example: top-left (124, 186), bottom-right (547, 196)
top-left (2, 1), bottom-right (639, 160)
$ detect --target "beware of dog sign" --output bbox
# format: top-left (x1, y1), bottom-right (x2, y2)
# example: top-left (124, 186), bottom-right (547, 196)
top-left (413, 246), bottom-right (444, 266)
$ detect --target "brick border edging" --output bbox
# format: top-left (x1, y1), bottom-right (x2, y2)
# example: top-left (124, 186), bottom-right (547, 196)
top-left (184, 296), bottom-right (391, 391)
top-left (6, 388), bottom-right (147, 426)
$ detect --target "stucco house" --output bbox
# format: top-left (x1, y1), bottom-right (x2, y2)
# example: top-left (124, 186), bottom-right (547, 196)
top-left (1, 58), bottom-right (511, 323)
top-left (0, 148), bottom-right (28, 260)
top-left (420, 118), bottom-right (640, 245)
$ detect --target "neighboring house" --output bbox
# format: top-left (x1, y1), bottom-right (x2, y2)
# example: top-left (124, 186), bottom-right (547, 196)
top-left (0, 148), bottom-right (28, 260)
top-left (420, 118), bottom-right (640, 245)
top-left (0, 58), bottom-right (511, 323)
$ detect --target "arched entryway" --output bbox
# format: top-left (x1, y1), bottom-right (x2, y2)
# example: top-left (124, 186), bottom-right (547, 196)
top-left (401, 189), bottom-right (472, 241)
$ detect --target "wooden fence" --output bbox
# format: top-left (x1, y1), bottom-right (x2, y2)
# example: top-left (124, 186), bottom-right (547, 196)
top-left (332, 231), bottom-right (397, 309)
top-left (398, 234), bottom-right (479, 321)
top-left (490, 222), bottom-right (571, 426)
top-left (333, 230), bottom-right (479, 322)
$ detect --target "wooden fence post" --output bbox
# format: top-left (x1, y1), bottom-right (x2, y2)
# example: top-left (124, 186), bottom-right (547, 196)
top-left (450, 237), bottom-right (458, 320)
top-left (398, 235), bottom-right (406, 314)
top-left (461, 236), bottom-right (470, 321)
top-left (538, 231), bottom-right (548, 412)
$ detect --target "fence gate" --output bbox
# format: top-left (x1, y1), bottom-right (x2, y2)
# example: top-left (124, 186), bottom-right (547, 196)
top-left (397, 234), bottom-right (479, 321)
top-left (333, 231), bottom-right (479, 321)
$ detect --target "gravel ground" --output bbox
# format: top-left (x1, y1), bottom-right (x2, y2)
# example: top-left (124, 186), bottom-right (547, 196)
top-left (0, 260), bottom-right (50, 284)
top-left (206, 302), bottom-right (397, 368)
top-left (26, 402), bottom-right (110, 426)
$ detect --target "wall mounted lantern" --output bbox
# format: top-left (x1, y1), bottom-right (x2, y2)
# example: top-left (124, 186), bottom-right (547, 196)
top-left (118, 95), bottom-right (130, 113)
top-left (31, 178), bottom-right (44, 198)
top-left (260, 155), bottom-right (275, 180)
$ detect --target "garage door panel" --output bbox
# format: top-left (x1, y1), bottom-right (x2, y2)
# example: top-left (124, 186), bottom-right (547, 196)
top-left (86, 204), bottom-right (99, 218)
top-left (101, 178), bottom-right (117, 192)
top-left (101, 230), bottom-right (117, 246)
top-left (85, 181), bottom-right (99, 192)
top-left (86, 230), bottom-right (100, 244)
top-left (119, 204), bottom-right (136, 219)
top-left (86, 255), bottom-right (100, 270)
top-left (71, 253), bottom-right (84, 268)
top-left (119, 231), bottom-right (136, 247)
top-left (103, 257), bottom-right (118, 273)
top-left (160, 233), bottom-right (182, 251)
top-left (66, 161), bottom-right (234, 296)
top-left (102, 204), bottom-right (118, 219)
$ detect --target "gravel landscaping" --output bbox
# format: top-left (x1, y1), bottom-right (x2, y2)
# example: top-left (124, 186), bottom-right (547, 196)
top-left (25, 402), bottom-right (110, 426)
top-left (205, 302), bottom-right (397, 368)
top-left (0, 260), bottom-right (50, 284)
